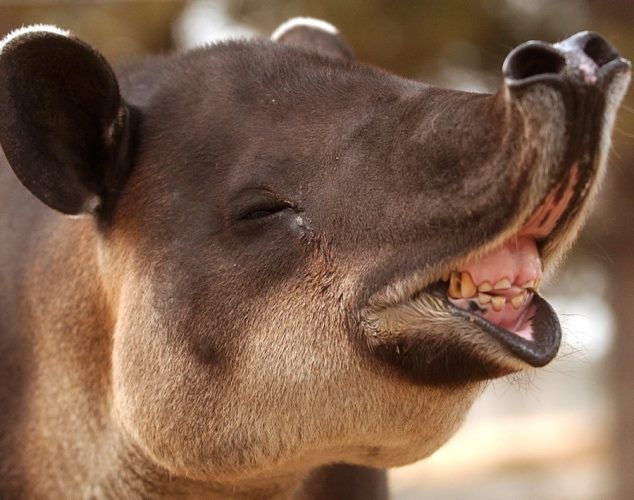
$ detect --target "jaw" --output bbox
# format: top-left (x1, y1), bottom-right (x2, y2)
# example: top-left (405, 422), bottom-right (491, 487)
top-left (359, 65), bottom-right (631, 385)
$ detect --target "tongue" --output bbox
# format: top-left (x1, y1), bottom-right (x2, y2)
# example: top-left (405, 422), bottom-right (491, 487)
top-left (449, 236), bottom-right (543, 340)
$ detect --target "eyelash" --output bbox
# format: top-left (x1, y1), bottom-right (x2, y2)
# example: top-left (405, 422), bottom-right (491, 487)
top-left (239, 201), bottom-right (292, 221)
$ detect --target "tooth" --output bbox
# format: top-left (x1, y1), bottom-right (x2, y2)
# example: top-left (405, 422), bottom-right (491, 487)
top-left (478, 292), bottom-right (492, 304)
top-left (511, 292), bottom-right (527, 309)
top-left (521, 280), bottom-right (535, 289)
top-left (534, 278), bottom-right (542, 291)
top-left (449, 272), bottom-right (461, 298)
top-left (478, 281), bottom-right (493, 292)
top-left (460, 271), bottom-right (477, 298)
top-left (493, 278), bottom-right (512, 290)
top-left (492, 296), bottom-right (505, 311)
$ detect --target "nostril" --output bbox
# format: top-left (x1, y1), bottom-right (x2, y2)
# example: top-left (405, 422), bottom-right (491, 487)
top-left (583, 33), bottom-right (619, 67)
top-left (504, 42), bottom-right (566, 82)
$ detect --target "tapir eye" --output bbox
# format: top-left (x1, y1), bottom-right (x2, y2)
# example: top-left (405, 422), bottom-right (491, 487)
top-left (238, 200), bottom-right (293, 221)
top-left (231, 188), bottom-right (296, 224)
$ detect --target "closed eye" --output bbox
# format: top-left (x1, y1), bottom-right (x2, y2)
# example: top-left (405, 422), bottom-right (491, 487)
top-left (239, 200), bottom-right (293, 221)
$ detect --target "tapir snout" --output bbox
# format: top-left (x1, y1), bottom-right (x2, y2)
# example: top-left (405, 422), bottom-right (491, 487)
top-left (503, 30), bottom-right (629, 88)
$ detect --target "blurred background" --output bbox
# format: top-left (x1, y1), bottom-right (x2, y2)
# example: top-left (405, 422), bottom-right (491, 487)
top-left (1, 1), bottom-right (632, 498)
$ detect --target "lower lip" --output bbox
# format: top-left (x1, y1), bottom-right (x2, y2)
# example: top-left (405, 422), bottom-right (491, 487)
top-left (440, 291), bottom-right (562, 367)
top-left (448, 294), bottom-right (536, 340)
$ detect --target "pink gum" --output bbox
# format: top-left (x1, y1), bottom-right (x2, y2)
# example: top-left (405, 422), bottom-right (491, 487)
top-left (461, 236), bottom-right (542, 288)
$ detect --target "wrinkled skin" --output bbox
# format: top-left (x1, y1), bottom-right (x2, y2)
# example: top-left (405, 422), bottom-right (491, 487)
top-left (0, 20), bottom-right (630, 499)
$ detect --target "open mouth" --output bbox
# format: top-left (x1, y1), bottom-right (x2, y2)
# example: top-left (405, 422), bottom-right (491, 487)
top-left (444, 236), bottom-right (542, 342)
top-left (365, 165), bottom-right (582, 371)
top-left (429, 165), bottom-right (580, 365)
top-left (427, 239), bottom-right (557, 367)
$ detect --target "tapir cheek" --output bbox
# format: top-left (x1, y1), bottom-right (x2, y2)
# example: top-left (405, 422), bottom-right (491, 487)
top-left (110, 301), bottom-right (235, 473)
top-left (106, 260), bottom-right (332, 473)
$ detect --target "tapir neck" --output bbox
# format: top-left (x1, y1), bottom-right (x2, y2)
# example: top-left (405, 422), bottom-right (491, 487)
top-left (0, 187), bottom-right (116, 494)
top-left (88, 434), bottom-right (306, 499)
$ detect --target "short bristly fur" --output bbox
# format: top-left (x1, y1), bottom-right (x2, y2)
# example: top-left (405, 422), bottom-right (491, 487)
top-left (0, 19), bottom-right (629, 499)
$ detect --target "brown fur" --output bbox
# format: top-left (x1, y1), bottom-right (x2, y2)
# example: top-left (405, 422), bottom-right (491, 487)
top-left (0, 21), bottom-right (629, 498)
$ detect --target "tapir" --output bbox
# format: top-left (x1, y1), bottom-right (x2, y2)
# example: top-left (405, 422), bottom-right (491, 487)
top-left (0, 16), bottom-right (630, 499)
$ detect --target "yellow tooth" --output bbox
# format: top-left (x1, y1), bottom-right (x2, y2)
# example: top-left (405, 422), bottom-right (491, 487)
top-left (521, 280), bottom-right (535, 289)
top-left (460, 271), bottom-right (477, 298)
top-left (511, 292), bottom-right (527, 310)
top-left (478, 281), bottom-right (493, 292)
top-left (449, 272), bottom-right (461, 298)
top-left (493, 278), bottom-right (512, 290)
top-left (535, 278), bottom-right (542, 291)
top-left (492, 296), bottom-right (505, 312)
top-left (478, 292), bottom-right (492, 304)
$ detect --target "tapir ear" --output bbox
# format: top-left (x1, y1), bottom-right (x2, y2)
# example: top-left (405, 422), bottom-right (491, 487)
top-left (271, 17), bottom-right (353, 61)
top-left (0, 25), bottom-right (136, 215)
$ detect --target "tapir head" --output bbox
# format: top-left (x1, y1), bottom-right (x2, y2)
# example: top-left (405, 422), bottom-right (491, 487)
top-left (0, 19), bottom-right (630, 484)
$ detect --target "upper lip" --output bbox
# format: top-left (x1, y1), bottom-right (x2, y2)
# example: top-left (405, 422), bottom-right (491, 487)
top-left (365, 207), bottom-right (552, 314)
